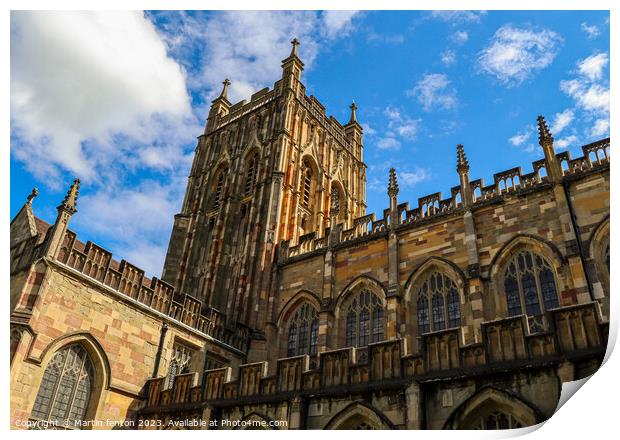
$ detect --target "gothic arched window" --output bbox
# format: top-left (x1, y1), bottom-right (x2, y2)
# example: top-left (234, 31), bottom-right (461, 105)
top-left (287, 303), bottom-right (319, 357)
top-left (416, 272), bottom-right (461, 334)
top-left (345, 289), bottom-right (385, 347)
top-left (243, 154), bottom-right (259, 196)
top-left (301, 161), bottom-right (313, 208)
top-left (212, 167), bottom-right (228, 210)
top-left (473, 411), bottom-right (524, 430)
top-left (165, 343), bottom-right (194, 389)
top-left (503, 250), bottom-right (559, 317)
top-left (31, 344), bottom-right (95, 428)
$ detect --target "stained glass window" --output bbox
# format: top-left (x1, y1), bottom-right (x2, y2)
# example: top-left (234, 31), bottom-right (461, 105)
top-left (244, 154), bottom-right (259, 196)
top-left (165, 342), bottom-right (194, 389)
top-left (287, 303), bottom-right (319, 357)
top-left (344, 289), bottom-right (385, 347)
top-left (417, 296), bottom-right (430, 334)
top-left (31, 344), bottom-right (94, 429)
top-left (416, 272), bottom-right (461, 334)
top-left (502, 250), bottom-right (559, 317)
top-left (473, 411), bottom-right (523, 430)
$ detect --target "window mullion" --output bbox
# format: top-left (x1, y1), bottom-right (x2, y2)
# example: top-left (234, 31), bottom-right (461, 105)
top-left (66, 353), bottom-right (87, 424)
top-left (533, 267), bottom-right (545, 313)
top-left (428, 297), bottom-right (433, 332)
top-left (355, 311), bottom-right (360, 347)
top-left (47, 350), bottom-right (70, 422)
top-left (516, 267), bottom-right (526, 316)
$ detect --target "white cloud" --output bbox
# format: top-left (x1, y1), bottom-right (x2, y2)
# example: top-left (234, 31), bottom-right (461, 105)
top-left (441, 50), bottom-right (456, 66)
top-left (508, 125), bottom-right (537, 153)
top-left (451, 30), bottom-right (468, 44)
top-left (550, 109), bottom-right (575, 135)
top-left (407, 73), bottom-right (458, 111)
top-left (361, 123), bottom-right (376, 136)
top-left (154, 11), bottom-right (360, 103)
top-left (372, 106), bottom-right (421, 151)
top-left (477, 24), bottom-right (562, 86)
top-left (321, 11), bottom-right (360, 39)
top-left (400, 168), bottom-right (431, 187)
top-left (12, 11), bottom-right (365, 276)
top-left (581, 22), bottom-right (600, 39)
top-left (75, 179), bottom-right (184, 274)
top-left (376, 137), bottom-right (401, 150)
top-left (559, 52), bottom-right (609, 142)
top-left (366, 166), bottom-right (431, 192)
top-left (384, 106), bottom-right (420, 140)
top-left (11, 11), bottom-right (195, 182)
top-left (366, 32), bottom-right (404, 45)
top-left (590, 119), bottom-right (609, 137)
top-left (429, 11), bottom-right (487, 24)
top-left (560, 80), bottom-right (609, 114)
top-left (509, 132), bottom-right (531, 147)
top-left (555, 135), bottom-right (577, 150)
top-left (577, 52), bottom-right (608, 81)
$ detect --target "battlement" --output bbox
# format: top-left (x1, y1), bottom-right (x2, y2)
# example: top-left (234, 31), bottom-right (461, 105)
top-left (142, 301), bottom-right (607, 410)
top-left (279, 138), bottom-right (610, 262)
top-left (207, 74), bottom-right (358, 157)
top-left (49, 227), bottom-right (251, 352)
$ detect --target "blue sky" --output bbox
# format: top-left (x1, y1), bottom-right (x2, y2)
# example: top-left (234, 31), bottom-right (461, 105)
top-left (10, 10), bottom-right (610, 276)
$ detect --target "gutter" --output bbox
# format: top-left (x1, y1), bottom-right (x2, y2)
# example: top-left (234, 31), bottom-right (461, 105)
top-left (562, 180), bottom-right (595, 302)
top-left (152, 323), bottom-right (169, 378)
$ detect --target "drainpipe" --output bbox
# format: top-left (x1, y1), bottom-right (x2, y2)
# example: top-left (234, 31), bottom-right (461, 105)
top-left (562, 180), bottom-right (595, 302)
top-left (152, 323), bottom-right (169, 378)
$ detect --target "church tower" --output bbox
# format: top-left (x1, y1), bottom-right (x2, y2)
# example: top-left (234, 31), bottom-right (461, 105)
top-left (161, 40), bottom-right (367, 356)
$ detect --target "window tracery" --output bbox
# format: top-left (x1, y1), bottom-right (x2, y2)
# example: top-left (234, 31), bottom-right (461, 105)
top-left (165, 342), bottom-right (194, 389)
top-left (345, 289), bottom-right (385, 347)
top-left (212, 167), bottom-right (228, 210)
top-left (31, 344), bottom-right (94, 428)
top-left (502, 250), bottom-right (559, 317)
top-left (287, 303), bottom-right (319, 357)
top-left (416, 272), bottom-right (461, 334)
top-left (473, 411), bottom-right (523, 430)
top-left (244, 154), bottom-right (259, 196)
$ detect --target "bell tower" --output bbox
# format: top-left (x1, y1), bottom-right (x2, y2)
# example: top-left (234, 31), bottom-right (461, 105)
top-left (161, 40), bottom-right (367, 357)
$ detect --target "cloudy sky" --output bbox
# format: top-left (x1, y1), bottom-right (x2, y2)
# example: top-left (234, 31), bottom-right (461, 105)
top-left (10, 10), bottom-right (610, 276)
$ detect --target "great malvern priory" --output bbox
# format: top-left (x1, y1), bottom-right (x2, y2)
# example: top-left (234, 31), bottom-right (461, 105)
top-left (10, 40), bottom-right (610, 430)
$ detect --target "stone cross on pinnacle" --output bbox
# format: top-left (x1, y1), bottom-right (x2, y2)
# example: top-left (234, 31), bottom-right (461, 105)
top-left (291, 38), bottom-right (300, 55)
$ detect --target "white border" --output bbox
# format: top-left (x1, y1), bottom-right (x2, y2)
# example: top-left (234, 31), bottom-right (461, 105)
top-left (2, 1), bottom-right (616, 438)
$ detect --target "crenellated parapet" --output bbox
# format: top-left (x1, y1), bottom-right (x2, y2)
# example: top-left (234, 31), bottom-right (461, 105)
top-left (277, 137), bottom-right (610, 263)
top-left (48, 227), bottom-right (252, 352)
top-left (141, 301), bottom-right (607, 411)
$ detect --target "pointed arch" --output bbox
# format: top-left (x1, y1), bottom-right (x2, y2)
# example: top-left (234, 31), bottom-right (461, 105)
top-left (208, 160), bottom-right (230, 210)
top-left (237, 412), bottom-right (278, 430)
top-left (30, 332), bottom-right (111, 428)
top-left (488, 234), bottom-right (564, 279)
top-left (335, 275), bottom-right (387, 349)
top-left (276, 290), bottom-right (321, 358)
top-left (588, 215), bottom-right (610, 264)
top-left (330, 179), bottom-right (347, 225)
top-left (489, 234), bottom-right (566, 319)
top-left (334, 275), bottom-right (388, 316)
top-left (324, 400), bottom-right (396, 430)
top-left (241, 148), bottom-right (260, 197)
top-left (443, 387), bottom-right (543, 429)
top-left (588, 215), bottom-right (610, 306)
top-left (37, 332), bottom-right (111, 389)
top-left (404, 256), bottom-right (467, 302)
top-left (300, 153), bottom-right (320, 179)
top-left (403, 257), bottom-right (466, 351)
top-left (276, 290), bottom-right (322, 328)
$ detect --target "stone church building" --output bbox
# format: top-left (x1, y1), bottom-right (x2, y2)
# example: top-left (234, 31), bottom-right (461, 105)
top-left (10, 40), bottom-right (610, 430)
